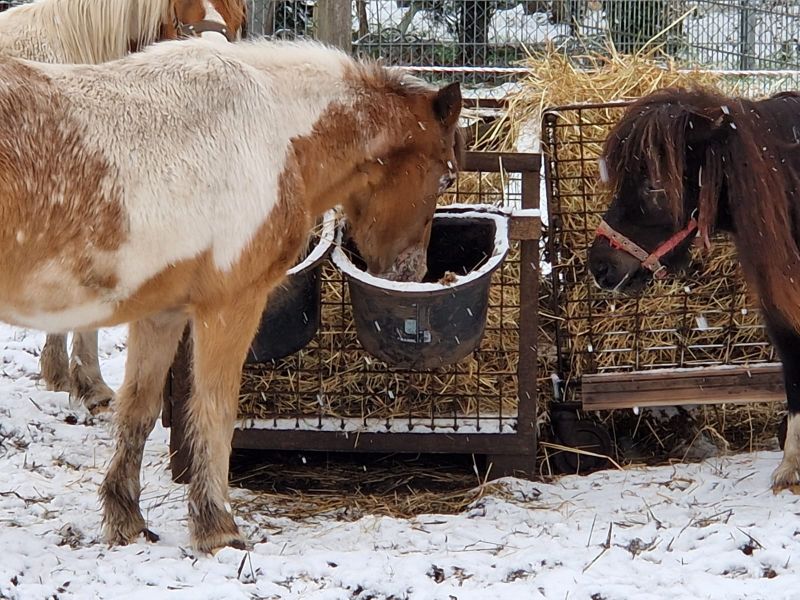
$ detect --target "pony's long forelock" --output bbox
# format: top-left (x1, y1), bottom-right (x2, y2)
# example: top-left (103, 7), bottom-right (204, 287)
top-left (604, 92), bottom-right (692, 228)
top-left (606, 87), bottom-right (800, 331)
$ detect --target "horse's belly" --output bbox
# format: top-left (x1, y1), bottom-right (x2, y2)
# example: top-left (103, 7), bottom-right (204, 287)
top-left (0, 300), bottom-right (114, 333)
top-left (0, 257), bottom-right (120, 332)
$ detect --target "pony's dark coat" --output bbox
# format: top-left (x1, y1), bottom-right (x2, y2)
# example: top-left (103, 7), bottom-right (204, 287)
top-left (592, 85), bottom-right (800, 488)
top-left (604, 87), bottom-right (800, 330)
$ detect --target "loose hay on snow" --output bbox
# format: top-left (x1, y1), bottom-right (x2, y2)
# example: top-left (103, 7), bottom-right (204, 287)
top-left (229, 452), bottom-right (519, 521)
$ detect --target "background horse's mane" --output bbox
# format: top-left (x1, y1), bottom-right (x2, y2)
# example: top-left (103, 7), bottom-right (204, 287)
top-left (1, 0), bottom-right (168, 63)
top-left (605, 85), bottom-right (800, 329)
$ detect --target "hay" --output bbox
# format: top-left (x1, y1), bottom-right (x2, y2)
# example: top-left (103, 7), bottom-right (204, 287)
top-left (477, 46), bottom-right (774, 371)
top-left (228, 452), bottom-right (517, 521)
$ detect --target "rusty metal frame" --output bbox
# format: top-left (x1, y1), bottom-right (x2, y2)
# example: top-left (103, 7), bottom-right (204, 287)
top-left (162, 150), bottom-right (541, 481)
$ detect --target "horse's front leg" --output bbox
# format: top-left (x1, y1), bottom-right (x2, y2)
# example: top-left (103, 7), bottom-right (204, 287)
top-left (186, 291), bottom-right (268, 553)
top-left (765, 314), bottom-right (800, 489)
top-left (70, 329), bottom-right (116, 414)
top-left (41, 333), bottom-right (70, 392)
top-left (100, 311), bottom-right (188, 545)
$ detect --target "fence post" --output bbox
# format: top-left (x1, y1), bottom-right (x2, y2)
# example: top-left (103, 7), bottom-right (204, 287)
top-left (317, 0), bottom-right (352, 52)
top-left (738, 0), bottom-right (756, 70)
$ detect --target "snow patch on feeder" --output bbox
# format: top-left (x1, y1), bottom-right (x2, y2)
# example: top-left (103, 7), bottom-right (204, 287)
top-left (287, 209), bottom-right (336, 276)
top-left (332, 209), bottom-right (509, 292)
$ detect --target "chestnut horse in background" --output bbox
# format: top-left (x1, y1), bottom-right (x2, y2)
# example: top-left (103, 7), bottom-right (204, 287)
top-left (0, 0), bottom-right (246, 413)
top-left (0, 38), bottom-right (462, 552)
top-left (588, 86), bottom-right (800, 490)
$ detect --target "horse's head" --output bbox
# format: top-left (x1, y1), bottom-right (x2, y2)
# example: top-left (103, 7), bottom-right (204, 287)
top-left (342, 79), bottom-right (464, 281)
top-left (587, 88), bottom-right (734, 294)
top-left (162, 0), bottom-right (247, 42)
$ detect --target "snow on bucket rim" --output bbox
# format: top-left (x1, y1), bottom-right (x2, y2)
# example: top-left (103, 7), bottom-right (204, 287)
top-left (331, 208), bottom-right (510, 293)
top-left (287, 209), bottom-right (336, 276)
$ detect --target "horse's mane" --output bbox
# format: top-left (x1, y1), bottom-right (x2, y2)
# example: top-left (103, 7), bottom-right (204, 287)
top-left (5, 0), bottom-right (168, 63)
top-left (214, 0), bottom-right (246, 36)
top-left (605, 86), bottom-right (800, 329)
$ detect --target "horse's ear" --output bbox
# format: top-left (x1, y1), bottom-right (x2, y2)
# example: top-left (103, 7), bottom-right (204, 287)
top-left (433, 82), bottom-right (462, 128)
top-left (689, 108), bottom-right (735, 145)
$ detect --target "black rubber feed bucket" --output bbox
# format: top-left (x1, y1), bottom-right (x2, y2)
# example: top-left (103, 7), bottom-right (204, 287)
top-left (332, 209), bottom-right (509, 369)
top-left (246, 211), bottom-right (335, 363)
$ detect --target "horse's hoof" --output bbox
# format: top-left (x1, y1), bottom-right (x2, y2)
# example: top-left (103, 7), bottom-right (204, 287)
top-left (72, 384), bottom-right (115, 415)
top-left (104, 524), bottom-right (158, 547)
top-left (771, 459), bottom-right (800, 493)
top-left (194, 529), bottom-right (249, 554)
top-left (45, 378), bottom-right (71, 394)
top-left (142, 528), bottom-right (160, 543)
top-left (209, 538), bottom-right (250, 556)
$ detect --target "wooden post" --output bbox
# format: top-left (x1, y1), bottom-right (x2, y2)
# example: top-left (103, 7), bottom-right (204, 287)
top-left (738, 0), bottom-right (756, 71)
top-left (316, 0), bottom-right (352, 52)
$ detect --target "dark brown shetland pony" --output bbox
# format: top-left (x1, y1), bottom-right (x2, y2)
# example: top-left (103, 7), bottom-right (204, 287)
top-left (588, 86), bottom-right (800, 490)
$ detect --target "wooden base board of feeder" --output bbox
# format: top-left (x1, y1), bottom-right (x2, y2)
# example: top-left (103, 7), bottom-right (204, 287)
top-left (580, 363), bottom-right (785, 411)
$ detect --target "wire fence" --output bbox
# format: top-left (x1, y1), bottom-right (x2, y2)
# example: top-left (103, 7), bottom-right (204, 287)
top-left (245, 1), bottom-right (800, 84)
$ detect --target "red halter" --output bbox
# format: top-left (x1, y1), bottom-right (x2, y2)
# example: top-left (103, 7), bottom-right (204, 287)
top-left (595, 215), bottom-right (698, 279)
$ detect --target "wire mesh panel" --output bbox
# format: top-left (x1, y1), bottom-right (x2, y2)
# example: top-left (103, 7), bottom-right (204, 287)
top-left (236, 163), bottom-right (532, 434)
top-left (242, 1), bottom-right (800, 86)
top-left (541, 95), bottom-right (787, 403)
top-left (246, 0), bottom-right (316, 38)
top-left (575, 1), bottom-right (800, 70)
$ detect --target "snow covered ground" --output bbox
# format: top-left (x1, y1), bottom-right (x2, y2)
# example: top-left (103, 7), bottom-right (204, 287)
top-left (1, 322), bottom-right (800, 599)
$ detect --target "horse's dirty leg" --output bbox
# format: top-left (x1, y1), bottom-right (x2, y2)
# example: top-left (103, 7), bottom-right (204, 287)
top-left (41, 333), bottom-right (70, 393)
top-left (70, 330), bottom-right (116, 414)
top-left (100, 311), bottom-right (187, 546)
top-left (187, 293), bottom-right (268, 553)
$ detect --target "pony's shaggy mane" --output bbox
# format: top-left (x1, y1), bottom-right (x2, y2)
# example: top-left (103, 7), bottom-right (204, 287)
top-left (1, 0), bottom-right (247, 64)
top-left (605, 86), bottom-right (800, 330)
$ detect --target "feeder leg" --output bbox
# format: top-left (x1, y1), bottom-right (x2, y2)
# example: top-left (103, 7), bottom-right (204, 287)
top-left (168, 329), bottom-right (193, 484)
top-left (485, 453), bottom-right (535, 480)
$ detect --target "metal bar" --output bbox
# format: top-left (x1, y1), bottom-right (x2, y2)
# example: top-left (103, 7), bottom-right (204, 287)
top-left (232, 428), bottom-right (535, 454)
top-left (167, 328), bottom-right (193, 484)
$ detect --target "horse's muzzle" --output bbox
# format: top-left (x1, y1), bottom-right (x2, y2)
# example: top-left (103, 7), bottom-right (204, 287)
top-left (587, 238), bottom-right (649, 294)
top-left (373, 244), bottom-right (428, 283)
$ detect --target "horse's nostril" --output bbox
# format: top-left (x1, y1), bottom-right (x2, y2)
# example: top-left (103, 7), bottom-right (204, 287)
top-left (590, 260), bottom-right (620, 290)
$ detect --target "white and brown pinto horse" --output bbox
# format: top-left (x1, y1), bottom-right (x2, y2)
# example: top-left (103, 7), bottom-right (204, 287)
top-left (0, 0), bottom-right (246, 413)
top-left (0, 38), bottom-right (462, 552)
